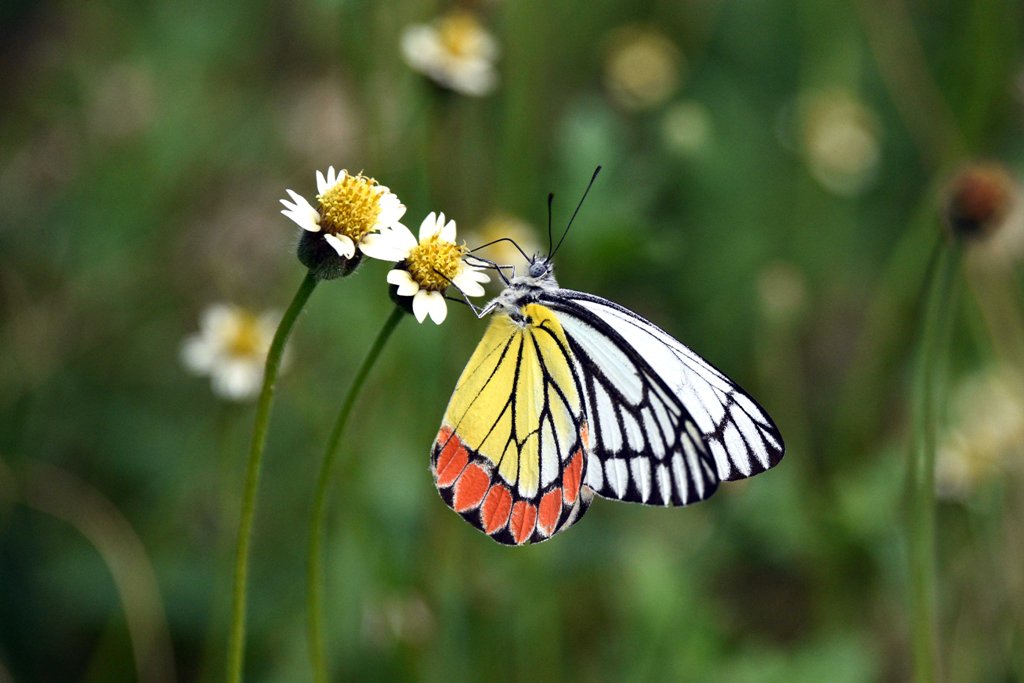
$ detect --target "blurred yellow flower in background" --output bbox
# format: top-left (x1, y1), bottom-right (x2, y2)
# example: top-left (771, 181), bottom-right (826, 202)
top-left (181, 304), bottom-right (281, 401)
top-left (401, 11), bottom-right (499, 96)
top-left (604, 26), bottom-right (683, 111)
top-left (661, 100), bottom-right (713, 155)
top-left (936, 366), bottom-right (1024, 502)
top-left (800, 89), bottom-right (881, 197)
top-left (466, 213), bottom-right (541, 273)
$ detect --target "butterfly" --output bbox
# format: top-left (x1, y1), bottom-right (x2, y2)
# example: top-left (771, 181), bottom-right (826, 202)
top-left (430, 179), bottom-right (785, 545)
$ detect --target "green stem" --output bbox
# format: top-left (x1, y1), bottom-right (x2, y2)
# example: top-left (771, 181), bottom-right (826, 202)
top-left (908, 237), bottom-right (960, 683)
top-left (307, 306), bottom-right (405, 683)
top-left (227, 271), bottom-right (318, 683)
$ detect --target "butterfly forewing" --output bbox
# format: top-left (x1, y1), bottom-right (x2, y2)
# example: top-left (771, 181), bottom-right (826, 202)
top-left (538, 289), bottom-right (785, 506)
top-left (432, 303), bottom-right (593, 545)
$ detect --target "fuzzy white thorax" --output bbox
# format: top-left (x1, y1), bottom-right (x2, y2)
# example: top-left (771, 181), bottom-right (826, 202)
top-left (483, 256), bottom-right (560, 320)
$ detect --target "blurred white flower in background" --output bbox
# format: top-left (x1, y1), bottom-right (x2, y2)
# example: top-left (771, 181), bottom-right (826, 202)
top-left (361, 593), bottom-right (434, 648)
top-left (401, 11), bottom-right (499, 96)
top-left (661, 100), bottom-right (713, 155)
top-left (936, 366), bottom-right (1024, 502)
top-left (799, 89), bottom-right (881, 197)
top-left (181, 304), bottom-right (281, 401)
top-left (756, 261), bottom-right (809, 325)
top-left (604, 26), bottom-right (684, 111)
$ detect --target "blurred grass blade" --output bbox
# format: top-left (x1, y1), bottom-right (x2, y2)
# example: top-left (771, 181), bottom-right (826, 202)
top-left (307, 306), bottom-right (404, 683)
top-left (907, 237), bottom-right (960, 683)
top-left (3, 461), bottom-right (176, 683)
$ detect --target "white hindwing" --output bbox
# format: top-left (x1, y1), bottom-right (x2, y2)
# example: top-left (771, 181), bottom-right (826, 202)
top-left (539, 289), bottom-right (784, 507)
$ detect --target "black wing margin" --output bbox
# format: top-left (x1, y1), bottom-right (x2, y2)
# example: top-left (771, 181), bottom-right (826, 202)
top-left (538, 289), bottom-right (784, 507)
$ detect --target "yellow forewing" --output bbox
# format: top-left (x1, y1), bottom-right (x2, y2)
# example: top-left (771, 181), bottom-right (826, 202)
top-left (443, 303), bottom-right (581, 497)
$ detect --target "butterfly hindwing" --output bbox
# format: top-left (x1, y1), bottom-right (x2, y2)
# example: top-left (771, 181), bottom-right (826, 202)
top-left (431, 303), bottom-right (593, 545)
top-left (539, 289), bottom-right (785, 507)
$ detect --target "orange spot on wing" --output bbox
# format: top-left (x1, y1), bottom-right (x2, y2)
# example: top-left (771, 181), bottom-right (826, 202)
top-left (537, 489), bottom-right (563, 537)
top-left (435, 428), bottom-right (469, 488)
top-left (580, 423), bottom-right (590, 450)
top-left (481, 486), bottom-right (513, 534)
top-left (452, 463), bottom-right (490, 512)
top-left (563, 450), bottom-right (583, 504)
top-left (509, 501), bottom-right (538, 545)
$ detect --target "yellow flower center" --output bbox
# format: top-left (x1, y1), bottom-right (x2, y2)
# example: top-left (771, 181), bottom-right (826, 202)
top-left (317, 173), bottom-right (383, 243)
top-left (226, 312), bottom-right (266, 359)
top-left (407, 236), bottom-right (467, 291)
top-left (438, 12), bottom-right (481, 58)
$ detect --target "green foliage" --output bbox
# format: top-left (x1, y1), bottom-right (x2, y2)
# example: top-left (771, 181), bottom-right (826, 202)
top-left (2, 0), bottom-right (1023, 680)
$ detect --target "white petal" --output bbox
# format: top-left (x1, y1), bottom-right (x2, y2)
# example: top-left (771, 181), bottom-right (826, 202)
top-left (375, 194), bottom-right (407, 228)
top-left (280, 188), bottom-right (301, 209)
top-left (323, 233), bottom-right (355, 258)
top-left (213, 361), bottom-right (261, 401)
top-left (387, 269), bottom-right (420, 296)
top-left (328, 166), bottom-right (339, 186)
top-left (280, 191), bottom-right (320, 231)
top-left (401, 26), bottom-right (440, 73)
top-left (450, 62), bottom-right (497, 97)
top-left (452, 271), bottom-right (485, 297)
top-left (316, 169), bottom-right (328, 195)
top-left (281, 209), bottom-right (320, 232)
top-left (461, 266), bottom-right (491, 284)
top-left (424, 290), bottom-right (448, 324)
top-left (412, 290), bottom-right (431, 323)
top-left (199, 304), bottom-right (235, 336)
top-left (181, 336), bottom-right (215, 373)
top-left (360, 222), bottom-right (417, 261)
top-left (439, 218), bottom-right (457, 243)
top-left (418, 212), bottom-right (443, 242)
top-left (389, 222), bottom-right (419, 250)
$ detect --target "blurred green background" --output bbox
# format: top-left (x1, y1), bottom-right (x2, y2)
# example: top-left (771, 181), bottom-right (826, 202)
top-left (2, 0), bottom-right (1024, 681)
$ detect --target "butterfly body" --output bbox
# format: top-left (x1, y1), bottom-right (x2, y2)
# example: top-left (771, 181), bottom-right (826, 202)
top-left (432, 257), bottom-right (784, 545)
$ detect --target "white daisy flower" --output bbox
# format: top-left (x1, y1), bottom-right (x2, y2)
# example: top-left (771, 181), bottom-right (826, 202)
top-left (181, 304), bottom-right (281, 401)
top-left (280, 166), bottom-right (407, 263)
top-left (400, 11), bottom-right (499, 97)
top-left (362, 212), bottom-right (490, 324)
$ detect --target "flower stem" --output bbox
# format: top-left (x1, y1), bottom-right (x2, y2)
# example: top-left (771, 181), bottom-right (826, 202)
top-left (307, 306), bottom-right (405, 683)
top-left (227, 271), bottom-right (318, 683)
top-left (907, 237), bottom-right (960, 683)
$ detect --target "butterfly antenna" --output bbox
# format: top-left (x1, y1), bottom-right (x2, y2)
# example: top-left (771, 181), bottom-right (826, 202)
top-left (469, 236), bottom-right (531, 264)
top-left (546, 192), bottom-right (555, 259)
top-left (551, 165), bottom-right (602, 259)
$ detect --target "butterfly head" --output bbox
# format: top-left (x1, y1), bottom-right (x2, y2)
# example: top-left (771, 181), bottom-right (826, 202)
top-left (527, 255), bottom-right (554, 280)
